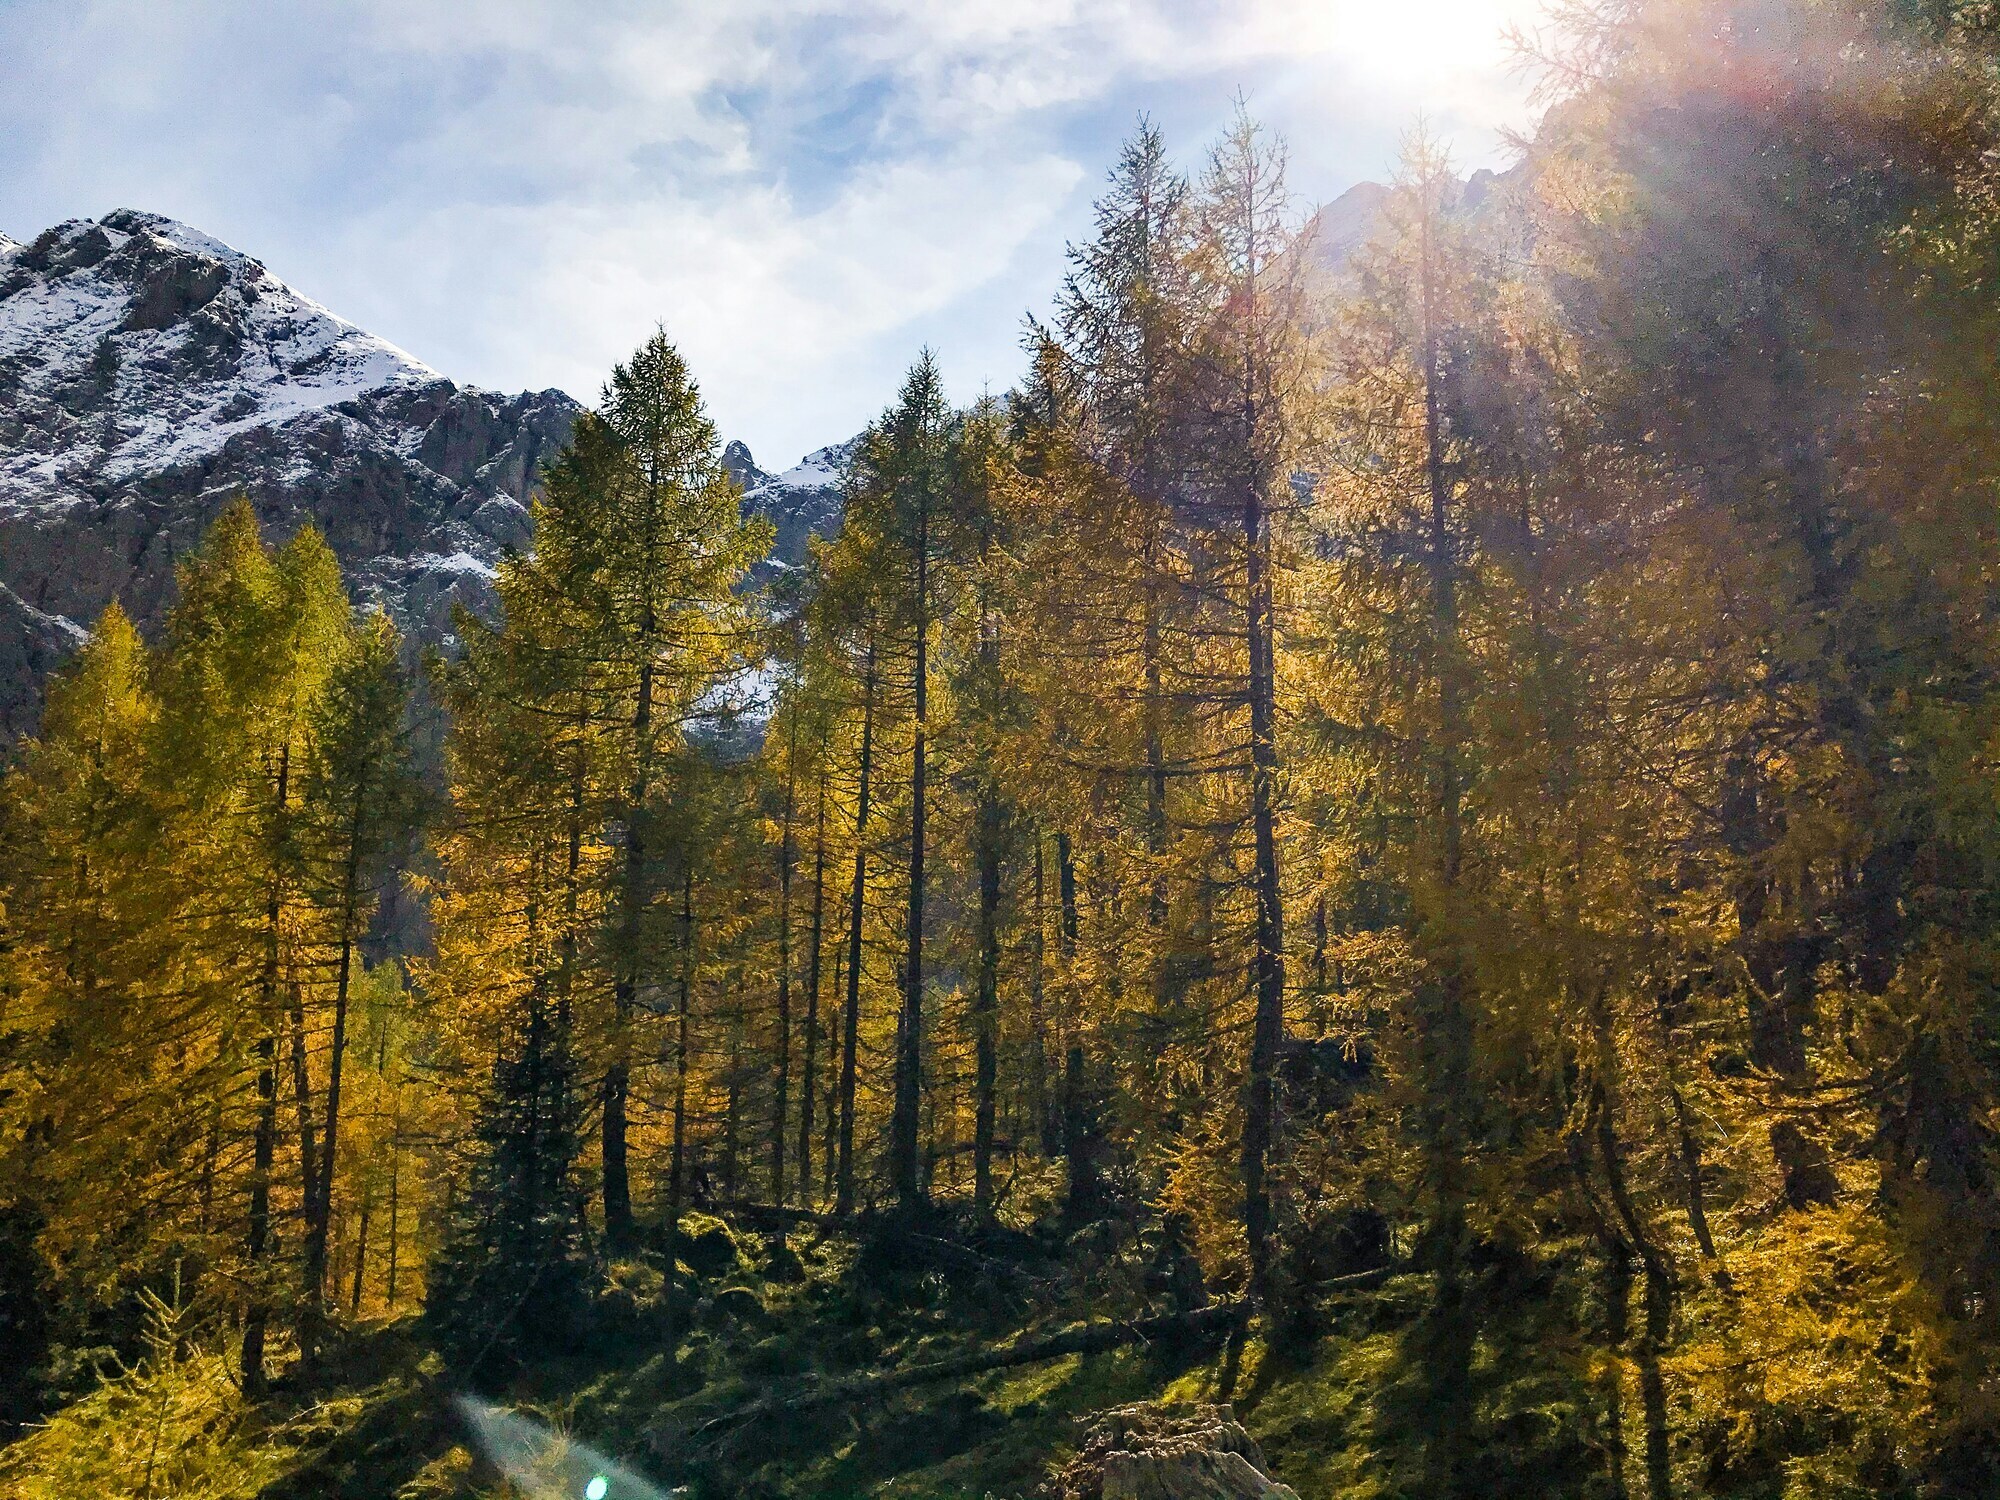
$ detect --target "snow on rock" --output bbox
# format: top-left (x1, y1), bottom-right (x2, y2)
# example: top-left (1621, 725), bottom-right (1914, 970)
top-left (688, 658), bottom-right (785, 761)
top-left (0, 207), bottom-right (858, 745)
top-left (730, 434), bottom-right (857, 571)
top-left (772, 441), bottom-right (855, 493)
top-left (412, 549), bottom-right (500, 579)
top-left (0, 208), bottom-right (580, 741)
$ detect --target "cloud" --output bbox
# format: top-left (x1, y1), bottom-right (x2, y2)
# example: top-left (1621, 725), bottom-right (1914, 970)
top-left (0, 0), bottom-right (1546, 464)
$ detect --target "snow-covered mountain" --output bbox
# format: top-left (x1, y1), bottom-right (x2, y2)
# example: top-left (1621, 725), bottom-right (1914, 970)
top-left (0, 209), bottom-right (578, 738)
top-left (0, 210), bottom-right (853, 744)
top-left (0, 178), bottom-right (1435, 746)
top-left (722, 435), bottom-right (856, 572)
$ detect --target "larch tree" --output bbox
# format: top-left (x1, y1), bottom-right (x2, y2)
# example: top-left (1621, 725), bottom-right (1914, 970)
top-left (501, 332), bottom-right (769, 1251)
top-left (294, 610), bottom-right (419, 1346)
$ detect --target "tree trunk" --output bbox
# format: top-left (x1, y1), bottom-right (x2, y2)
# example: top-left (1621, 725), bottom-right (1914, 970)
top-left (825, 931), bottom-right (844, 1206)
top-left (1601, 1247), bottom-right (1633, 1500)
top-left (1055, 833), bottom-right (1096, 1222)
top-left (1640, 1274), bottom-right (1673, 1500)
top-left (1029, 834), bottom-right (1053, 1153)
top-left (287, 979), bottom-right (320, 1276)
top-left (973, 786), bottom-right (1002, 1211)
top-left (1414, 166), bottom-right (1477, 1485)
top-left (797, 749), bottom-right (828, 1204)
top-left (892, 495), bottom-right (931, 1211)
top-left (722, 1017), bottom-right (743, 1201)
top-left (241, 1023), bottom-right (278, 1393)
top-left (668, 865), bottom-right (696, 1248)
top-left (303, 795), bottom-right (367, 1348)
top-left (1666, 1078), bottom-right (1720, 1264)
top-left (1587, 980), bottom-right (1675, 1500)
top-left (1143, 529), bottom-right (1169, 926)
top-left (349, 1176), bottom-right (372, 1316)
top-left (1241, 460), bottom-right (1285, 1307)
top-left (606, 657), bottom-right (656, 1254)
top-left (772, 722), bottom-right (798, 1204)
top-left (385, 1130), bottom-right (400, 1307)
top-left (241, 741), bottom-right (291, 1393)
top-left (837, 635), bottom-right (877, 1215)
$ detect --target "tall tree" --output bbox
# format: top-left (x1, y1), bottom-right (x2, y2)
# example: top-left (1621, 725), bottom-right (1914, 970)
top-left (504, 333), bottom-right (769, 1250)
top-left (295, 611), bottom-right (419, 1346)
top-left (151, 503), bottom-right (350, 1388)
top-left (1190, 107), bottom-right (1308, 1307)
top-left (843, 353), bottom-right (958, 1211)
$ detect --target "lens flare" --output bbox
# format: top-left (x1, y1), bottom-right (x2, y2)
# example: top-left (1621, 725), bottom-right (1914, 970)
top-left (454, 1397), bottom-right (675, 1500)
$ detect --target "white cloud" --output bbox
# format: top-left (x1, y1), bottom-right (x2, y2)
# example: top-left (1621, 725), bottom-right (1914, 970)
top-left (0, 0), bottom-right (1547, 464)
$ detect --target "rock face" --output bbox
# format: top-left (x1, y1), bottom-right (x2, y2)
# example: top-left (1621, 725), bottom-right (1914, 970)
top-left (723, 434), bottom-right (855, 572)
top-left (1306, 180), bottom-right (1394, 271)
top-left (0, 584), bottom-right (88, 745)
top-left (0, 209), bottom-right (581, 741)
top-left (1047, 1404), bottom-right (1301, 1500)
top-left (1301, 167), bottom-right (1525, 282)
top-left (0, 209), bottom-right (857, 746)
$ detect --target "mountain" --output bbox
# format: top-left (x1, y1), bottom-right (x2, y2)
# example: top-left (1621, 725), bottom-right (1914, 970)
top-left (722, 434), bottom-right (856, 571)
top-left (0, 211), bottom-right (853, 744)
top-left (1300, 167), bottom-right (1518, 280)
top-left (1306, 179), bottom-right (1394, 270)
top-left (0, 209), bottom-right (578, 739)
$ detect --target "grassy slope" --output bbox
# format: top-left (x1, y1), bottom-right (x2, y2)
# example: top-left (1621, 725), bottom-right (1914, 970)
top-left (0, 1217), bottom-right (1616, 1500)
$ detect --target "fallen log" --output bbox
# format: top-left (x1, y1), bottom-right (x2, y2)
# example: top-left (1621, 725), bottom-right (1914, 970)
top-left (709, 1201), bottom-right (1058, 1283)
top-left (662, 1300), bottom-right (1250, 1444)
top-left (706, 1199), bottom-right (845, 1231)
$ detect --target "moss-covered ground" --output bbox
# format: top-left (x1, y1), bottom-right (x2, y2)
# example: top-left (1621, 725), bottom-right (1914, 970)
top-left (0, 1214), bottom-right (1617, 1500)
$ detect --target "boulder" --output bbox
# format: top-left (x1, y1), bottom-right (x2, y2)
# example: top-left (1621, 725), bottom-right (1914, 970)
top-left (1047, 1403), bottom-right (1299, 1500)
top-left (675, 1213), bottom-right (742, 1280)
top-left (763, 1236), bottom-right (806, 1283)
top-left (699, 1285), bottom-right (771, 1331)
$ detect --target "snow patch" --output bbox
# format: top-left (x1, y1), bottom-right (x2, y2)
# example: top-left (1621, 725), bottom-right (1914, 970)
top-left (410, 550), bottom-right (498, 579)
top-left (692, 659), bottom-right (780, 724)
top-left (0, 583), bottom-right (88, 642)
top-left (771, 438), bottom-right (858, 492)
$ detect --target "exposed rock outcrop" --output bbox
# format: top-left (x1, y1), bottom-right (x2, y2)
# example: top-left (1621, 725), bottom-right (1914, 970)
top-left (1047, 1403), bottom-right (1300, 1500)
top-left (724, 434), bottom-right (854, 573)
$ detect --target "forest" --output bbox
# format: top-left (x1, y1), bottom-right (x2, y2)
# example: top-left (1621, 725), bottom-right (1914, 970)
top-left (4, 1), bottom-right (2000, 1496)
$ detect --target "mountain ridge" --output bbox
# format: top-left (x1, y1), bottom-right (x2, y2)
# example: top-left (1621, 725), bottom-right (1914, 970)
top-left (0, 210), bottom-right (854, 743)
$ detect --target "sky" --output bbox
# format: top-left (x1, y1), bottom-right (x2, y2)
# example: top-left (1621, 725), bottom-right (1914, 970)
top-left (0, 0), bottom-right (1548, 468)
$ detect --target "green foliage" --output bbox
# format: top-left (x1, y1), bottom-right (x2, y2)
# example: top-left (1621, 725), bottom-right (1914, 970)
top-left (424, 976), bottom-right (591, 1374)
top-left (1, 1269), bottom-right (305, 1500)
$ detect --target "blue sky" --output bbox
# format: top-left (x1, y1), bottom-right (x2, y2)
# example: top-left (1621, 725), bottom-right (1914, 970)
top-left (0, 0), bottom-right (1545, 467)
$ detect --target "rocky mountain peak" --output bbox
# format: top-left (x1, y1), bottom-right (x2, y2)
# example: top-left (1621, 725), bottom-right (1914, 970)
top-left (720, 436), bottom-right (855, 572)
top-left (721, 438), bottom-right (764, 489)
top-left (0, 209), bottom-right (860, 745)
top-left (0, 209), bottom-right (584, 741)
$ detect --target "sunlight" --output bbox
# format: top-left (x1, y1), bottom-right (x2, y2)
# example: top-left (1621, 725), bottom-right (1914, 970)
top-left (1250, 0), bottom-right (1548, 81)
top-left (455, 1399), bottom-right (673, 1500)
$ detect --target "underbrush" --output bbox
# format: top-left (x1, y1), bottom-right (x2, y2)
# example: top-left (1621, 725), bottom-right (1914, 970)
top-left (7, 1209), bottom-right (1982, 1499)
